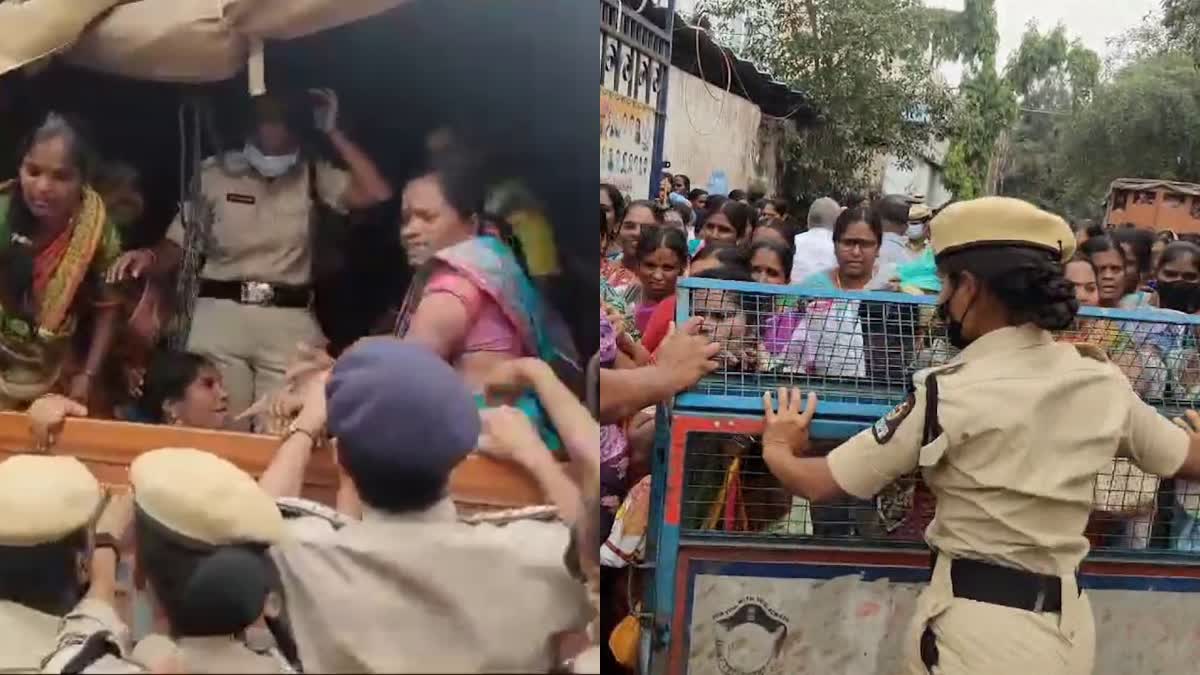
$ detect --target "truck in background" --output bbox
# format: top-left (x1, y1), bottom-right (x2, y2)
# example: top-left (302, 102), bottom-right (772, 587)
top-left (1105, 177), bottom-right (1200, 234)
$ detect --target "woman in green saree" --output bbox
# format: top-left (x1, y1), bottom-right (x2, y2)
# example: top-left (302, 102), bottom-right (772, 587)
top-left (0, 113), bottom-right (122, 409)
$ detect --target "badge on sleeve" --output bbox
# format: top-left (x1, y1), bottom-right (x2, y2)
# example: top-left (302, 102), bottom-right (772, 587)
top-left (872, 394), bottom-right (915, 445)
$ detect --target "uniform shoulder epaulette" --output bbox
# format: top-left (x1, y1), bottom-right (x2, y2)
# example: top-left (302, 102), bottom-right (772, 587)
top-left (276, 497), bottom-right (350, 530)
top-left (459, 504), bottom-right (559, 525)
top-left (1072, 343), bottom-right (1110, 363)
top-left (913, 360), bottom-right (964, 386)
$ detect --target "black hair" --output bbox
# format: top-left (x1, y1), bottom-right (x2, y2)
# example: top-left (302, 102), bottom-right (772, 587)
top-left (691, 264), bottom-right (756, 314)
top-left (1085, 223), bottom-right (1106, 238)
top-left (671, 201), bottom-right (694, 227)
top-left (674, 174), bottom-right (692, 192)
top-left (1158, 241), bottom-right (1200, 273)
top-left (136, 351), bottom-right (214, 424)
top-left (0, 528), bottom-right (88, 616)
top-left (728, 189), bottom-right (747, 202)
top-left (687, 188), bottom-right (708, 202)
top-left (1079, 234), bottom-right (1128, 265)
top-left (134, 509), bottom-right (278, 638)
top-left (1111, 227), bottom-right (1154, 276)
top-left (600, 182), bottom-right (626, 226)
top-left (427, 142), bottom-right (487, 221)
top-left (1065, 253), bottom-right (1098, 276)
top-left (700, 200), bottom-right (753, 239)
top-left (748, 240), bottom-right (794, 283)
top-left (767, 198), bottom-right (790, 217)
top-left (690, 240), bottom-right (746, 266)
top-left (755, 216), bottom-right (794, 242)
top-left (939, 246), bottom-right (1078, 330)
top-left (624, 199), bottom-right (666, 225)
top-left (4, 113), bottom-right (99, 323)
top-left (633, 224), bottom-right (688, 267)
top-left (833, 206), bottom-right (881, 244)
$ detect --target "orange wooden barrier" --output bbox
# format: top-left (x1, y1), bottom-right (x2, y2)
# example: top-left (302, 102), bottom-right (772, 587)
top-left (0, 412), bottom-right (546, 508)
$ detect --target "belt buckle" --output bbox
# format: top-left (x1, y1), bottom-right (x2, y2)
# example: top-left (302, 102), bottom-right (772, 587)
top-left (1032, 586), bottom-right (1046, 613)
top-left (241, 281), bottom-right (274, 306)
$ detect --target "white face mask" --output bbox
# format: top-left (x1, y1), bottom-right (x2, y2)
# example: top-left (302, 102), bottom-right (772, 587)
top-left (906, 222), bottom-right (926, 241)
top-left (242, 143), bottom-right (299, 178)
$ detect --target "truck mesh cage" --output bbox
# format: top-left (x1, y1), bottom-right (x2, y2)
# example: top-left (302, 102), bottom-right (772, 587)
top-left (675, 278), bottom-right (1200, 555)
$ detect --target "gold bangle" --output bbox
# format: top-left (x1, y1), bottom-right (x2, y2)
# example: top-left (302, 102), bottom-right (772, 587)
top-left (285, 424), bottom-right (318, 445)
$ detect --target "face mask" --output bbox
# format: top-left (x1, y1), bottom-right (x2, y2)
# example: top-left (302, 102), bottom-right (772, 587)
top-left (906, 223), bottom-right (925, 241)
top-left (243, 143), bottom-right (299, 178)
top-left (1157, 280), bottom-right (1200, 314)
top-left (936, 281), bottom-right (976, 350)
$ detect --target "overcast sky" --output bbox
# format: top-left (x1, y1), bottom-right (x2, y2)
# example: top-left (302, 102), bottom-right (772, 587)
top-left (931, 0), bottom-right (1160, 84)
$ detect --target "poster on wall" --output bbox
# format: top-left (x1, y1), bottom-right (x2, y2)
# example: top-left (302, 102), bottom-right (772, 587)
top-left (601, 88), bottom-right (656, 199)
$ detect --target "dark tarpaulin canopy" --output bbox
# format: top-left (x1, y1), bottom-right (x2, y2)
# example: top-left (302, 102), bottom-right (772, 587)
top-left (0, 1), bottom-right (599, 357)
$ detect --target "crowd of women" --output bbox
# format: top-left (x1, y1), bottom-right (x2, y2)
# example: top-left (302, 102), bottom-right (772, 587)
top-left (598, 175), bottom-right (1200, 672)
top-left (0, 92), bottom-right (601, 672)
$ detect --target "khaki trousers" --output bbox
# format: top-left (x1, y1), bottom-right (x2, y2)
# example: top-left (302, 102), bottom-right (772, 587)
top-left (187, 298), bottom-right (324, 431)
top-left (901, 555), bottom-right (1095, 675)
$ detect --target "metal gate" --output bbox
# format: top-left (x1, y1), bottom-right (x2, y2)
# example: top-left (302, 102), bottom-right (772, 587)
top-left (600, 0), bottom-right (674, 199)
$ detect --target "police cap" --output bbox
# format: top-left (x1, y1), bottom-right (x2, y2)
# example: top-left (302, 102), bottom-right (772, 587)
top-left (930, 196), bottom-right (1075, 263)
top-left (0, 455), bottom-right (101, 546)
top-left (328, 339), bottom-right (480, 484)
top-left (131, 448), bottom-right (283, 546)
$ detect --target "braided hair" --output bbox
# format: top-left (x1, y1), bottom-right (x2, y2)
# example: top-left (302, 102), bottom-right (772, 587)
top-left (939, 246), bottom-right (1078, 330)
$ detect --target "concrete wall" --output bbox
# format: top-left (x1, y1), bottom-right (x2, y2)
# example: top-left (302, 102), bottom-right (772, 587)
top-left (663, 66), bottom-right (763, 196)
top-left (686, 572), bottom-right (1200, 675)
top-left (877, 139), bottom-right (954, 207)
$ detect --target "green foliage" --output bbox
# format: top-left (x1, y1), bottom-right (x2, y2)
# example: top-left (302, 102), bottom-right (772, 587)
top-left (702, 0), bottom-right (955, 199)
top-left (1163, 0), bottom-right (1200, 64)
top-left (940, 0), bottom-right (1006, 199)
top-left (1055, 51), bottom-right (1200, 216)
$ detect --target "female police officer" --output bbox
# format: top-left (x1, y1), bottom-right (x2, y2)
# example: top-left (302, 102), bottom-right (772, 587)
top-left (759, 197), bottom-right (1200, 674)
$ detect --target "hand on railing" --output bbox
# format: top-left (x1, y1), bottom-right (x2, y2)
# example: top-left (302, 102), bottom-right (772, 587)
top-left (654, 317), bottom-right (721, 392)
top-left (28, 394), bottom-right (87, 451)
top-left (762, 387), bottom-right (818, 461)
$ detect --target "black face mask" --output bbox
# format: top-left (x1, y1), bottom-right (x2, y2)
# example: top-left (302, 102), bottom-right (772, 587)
top-left (1157, 280), bottom-right (1200, 314)
top-left (937, 282), bottom-right (975, 350)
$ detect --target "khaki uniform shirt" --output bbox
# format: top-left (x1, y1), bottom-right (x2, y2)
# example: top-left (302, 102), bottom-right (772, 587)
top-left (270, 499), bottom-right (592, 673)
top-left (0, 600), bottom-right (62, 672)
top-left (165, 158), bottom-right (350, 286)
top-left (36, 598), bottom-right (143, 674)
top-left (827, 324), bottom-right (1189, 577)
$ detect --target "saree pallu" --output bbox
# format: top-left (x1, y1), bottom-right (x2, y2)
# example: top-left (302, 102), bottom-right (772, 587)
top-left (396, 235), bottom-right (579, 450)
top-left (0, 186), bottom-right (119, 407)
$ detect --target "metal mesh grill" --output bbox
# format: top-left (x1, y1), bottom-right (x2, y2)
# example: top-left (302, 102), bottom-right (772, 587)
top-left (679, 432), bottom-right (1200, 554)
top-left (681, 280), bottom-right (1200, 418)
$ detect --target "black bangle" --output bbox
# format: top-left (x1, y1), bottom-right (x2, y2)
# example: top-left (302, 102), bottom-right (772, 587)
top-left (93, 533), bottom-right (121, 562)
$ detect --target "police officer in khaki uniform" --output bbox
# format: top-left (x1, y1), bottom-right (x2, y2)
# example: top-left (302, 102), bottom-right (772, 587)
top-left (0, 455), bottom-right (137, 672)
top-left (109, 90), bottom-right (392, 428)
top-left (257, 339), bottom-right (592, 672)
top-left (758, 197), bottom-right (1200, 674)
top-left (46, 448), bottom-right (293, 674)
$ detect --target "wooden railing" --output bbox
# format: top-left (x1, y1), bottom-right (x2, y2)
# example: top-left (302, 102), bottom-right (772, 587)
top-left (0, 413), bottom-right (546, 508)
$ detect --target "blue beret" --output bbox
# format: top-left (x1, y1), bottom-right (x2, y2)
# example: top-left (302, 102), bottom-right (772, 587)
top-left (328, 340), bottom-right (480, 481)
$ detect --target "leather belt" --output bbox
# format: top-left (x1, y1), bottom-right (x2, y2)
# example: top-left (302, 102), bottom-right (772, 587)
top-left (198, 280), bottom-right (312, 309)
top-left (934, 552), bottom-right (1076, 613)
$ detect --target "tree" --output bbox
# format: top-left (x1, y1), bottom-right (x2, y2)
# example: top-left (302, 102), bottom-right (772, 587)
top-left (702, 0), bottom-right (955, 199)
top-left (1055, 51), bottom-right (1200, 215)
top-left (989, 24), bottom-right (1099, 213)
top-left (1163, 0), bottom-right (1200, 64)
